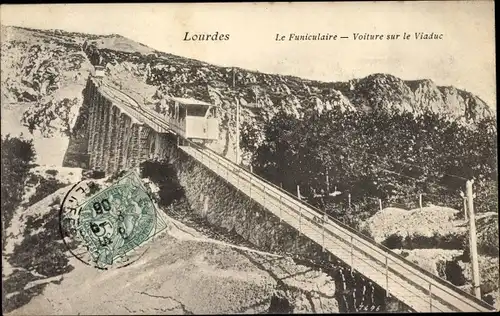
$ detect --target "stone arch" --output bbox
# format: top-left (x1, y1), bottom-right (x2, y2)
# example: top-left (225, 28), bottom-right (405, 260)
top-left (116, 113), bottom-right (130, 171)
top-left (147, 131), bottom-right (157, 160)
top-left (92, 132), bottom-right (100, 144)
top-left (149, 137), bottom-right (156, 157)
top-left (123, 124), bottom-right (132, 168)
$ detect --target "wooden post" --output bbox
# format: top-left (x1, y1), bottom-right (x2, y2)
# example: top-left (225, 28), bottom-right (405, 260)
top-left (419, 193), bottom-right (423, 211)
top-left (348, 193), bottom-right (351, 209)
top-left (378, 198), bottom-right (382, 211)
top-left (326, 167), bottom-right (330, 194)
top-left (322, 219), bottom-right (325, 251)
top-left (429, 283), bottom-right (432, 312)
top-left (466, 180), bottom-right (481, 299)
top-left (350, 235), bottom-right (354, 272)
top-left (279, 196), bottom-right (282, 222)
top-left (297, 185), bottom-right (301, 200)
top-left (263, 186), bottom-right (266, 209)
top-left (255, 87), bottom-right (258, 107)
top-left (232, 67), bottom-right (236, 88)
top-left (462, 195), bottom-right (468, 221)
top-left (385, 255), bottom-right (389, 297)
top-left (235, 97), bottom-right (240, 165)
top-left (249, 177), bottom-right (252, 198)
top-left (298, 207), bottom-right (302, 235)
top-left (250, 165), bottom-right (253, 173)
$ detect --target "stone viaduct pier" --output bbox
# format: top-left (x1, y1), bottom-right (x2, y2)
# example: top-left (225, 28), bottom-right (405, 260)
top-left (84, 77), bottom-right (170, 174)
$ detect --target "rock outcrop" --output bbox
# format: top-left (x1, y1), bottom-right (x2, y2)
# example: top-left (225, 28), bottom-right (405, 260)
top-left (363, 207), bottom-right (499, 308)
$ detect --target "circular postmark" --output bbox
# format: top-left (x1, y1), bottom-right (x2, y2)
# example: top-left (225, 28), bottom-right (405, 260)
top-left (59, 172), bottom-right (164, 270)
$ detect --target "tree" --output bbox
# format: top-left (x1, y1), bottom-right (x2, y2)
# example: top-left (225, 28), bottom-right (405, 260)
top-left (1, 135), bottom-right (37, 249)
top-left (249, 104), bottom-right (498, 223)
top-left (253, 110), bottom-right (301, 192)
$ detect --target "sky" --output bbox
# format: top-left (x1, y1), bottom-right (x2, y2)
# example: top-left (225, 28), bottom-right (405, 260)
top-left (1, 2), bottom-right (496, 108)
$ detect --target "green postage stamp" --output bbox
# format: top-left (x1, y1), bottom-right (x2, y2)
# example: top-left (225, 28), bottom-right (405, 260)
top-left (60, 171), bottom-right (168, 270)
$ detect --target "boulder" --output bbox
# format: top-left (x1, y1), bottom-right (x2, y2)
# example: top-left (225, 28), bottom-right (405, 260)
top-left (361, 206), bottom-right (467, 249)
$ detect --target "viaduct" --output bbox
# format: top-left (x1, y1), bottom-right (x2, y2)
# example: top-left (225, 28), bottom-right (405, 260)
top-left (80, 74), bottom-right (495, 313)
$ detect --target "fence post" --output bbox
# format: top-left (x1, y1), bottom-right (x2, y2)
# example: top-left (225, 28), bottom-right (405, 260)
top-left (249, 177), bottom-right (252, 198)
top-left (279, 196), bottom-right (282, 222)
top-left (466, 180), bottom-right (481, 299)
top-left (429, 283), bottom-right (432, 312)
top-left (350, 235), bottom-right (354, 272)
top-left (348, 193), bottom-right (351, 209)
top-left (385, 255), bottom-right (389, 297)
top-left (379, 198), bottom-right (382, 211)
top-left (419, 193), bottom-right (423, 211)
top-left (299, 206), bottom-right (302, 235)
top-left (322, 218), bottom-right (325, 251)
top-left (297, 185), bottom-right (301, 200)
top-left (462, 194), bottom-right (468, 221)
top-left (263, 185), bottom-right (266, 209)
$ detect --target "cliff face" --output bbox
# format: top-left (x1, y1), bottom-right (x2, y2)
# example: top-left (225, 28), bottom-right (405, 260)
top-left (1, 26), bottom-right (94, 138)
top-left (333, 75), bottom-right (493, 122)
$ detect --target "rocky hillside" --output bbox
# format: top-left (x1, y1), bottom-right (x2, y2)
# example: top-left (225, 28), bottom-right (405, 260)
top-left (1, 26), bottom-right (94, 137)
top-left (82, 30), bottom-right (494, 163)
top-left (0, 26), bottom-right (93, 166)
top-left (88, 46), bottom-right (495, 163)
top-left (95, 46), bottom-right (494, 123)
top-left (2, 25), bottom-right (494, 164)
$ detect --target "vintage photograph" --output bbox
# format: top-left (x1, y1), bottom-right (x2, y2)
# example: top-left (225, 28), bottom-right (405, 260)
top-left (1, 2), bottom-right (497, 314)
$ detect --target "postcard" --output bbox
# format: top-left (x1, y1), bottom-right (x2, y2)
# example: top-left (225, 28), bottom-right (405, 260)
top-left (1, 2), bottom-right (497, 314)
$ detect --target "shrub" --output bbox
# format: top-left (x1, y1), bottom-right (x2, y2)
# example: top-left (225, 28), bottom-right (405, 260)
top-left (244, 108), bottom-right (498, 227)
top-left (45, 169), bottom-right (58, 176)
top-left (82, 169), bottom-right (106, 180)
top-left (85, 181), bottom-right (101, 197)
top-left (27, 177), bottom-right (66, 207)
top-left (1, 135), bottom-right (36, 249)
